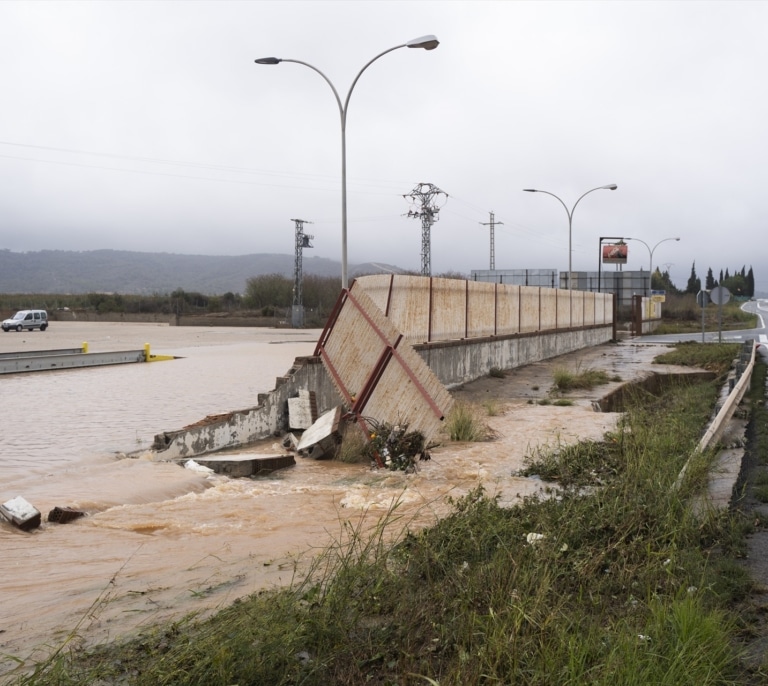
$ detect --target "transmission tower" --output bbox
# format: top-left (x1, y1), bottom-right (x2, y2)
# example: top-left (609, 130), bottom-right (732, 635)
top-left (480, 211), bottom-right (503, 270)
top-left (291, 218), bottom-right (313, 328)
top-left (403, 182), bottom-right (448, 276)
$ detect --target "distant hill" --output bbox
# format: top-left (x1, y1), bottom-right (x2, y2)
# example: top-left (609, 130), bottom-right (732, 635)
top-left (0, 249), bottom-right (405, 294)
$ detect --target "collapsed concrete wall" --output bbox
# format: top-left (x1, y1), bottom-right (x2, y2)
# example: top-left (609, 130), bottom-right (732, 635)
top-left (150, 277), bottom-right (616, 460)
top-left (151, 356), bottom-right (339, 461)
top-left (151, 326), bottom-right (613, 460)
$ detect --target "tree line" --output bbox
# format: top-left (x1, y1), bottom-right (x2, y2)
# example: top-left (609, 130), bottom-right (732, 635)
top-left (1, 266), bottom-right (756, 323)
top-left (0, 274), bottom-right (349, 323)
top-left (650, 263), bottom-right (755, 298)
top-left (681, 263), bottom-right (755, 298)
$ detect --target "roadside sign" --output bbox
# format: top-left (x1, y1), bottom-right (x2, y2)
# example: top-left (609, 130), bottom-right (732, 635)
top-left (710, 286), bottom-right (731, 306)
top-left (696, 290), bottom-right (710, 308)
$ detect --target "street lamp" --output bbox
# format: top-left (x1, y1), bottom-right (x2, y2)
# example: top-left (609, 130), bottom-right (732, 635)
top-left (523, 184), bottom-right (618, 290)
top-left (255, 35), bottom-right (440, 289)
top-left (625, 236), bottom-right (680, 294)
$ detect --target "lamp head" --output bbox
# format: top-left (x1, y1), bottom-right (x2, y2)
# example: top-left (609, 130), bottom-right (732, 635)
top-left (523, 188), bottom-right (538, 192)
top-left (406, 35), bottom-right (439, 50)
top-left (255, 57), bottom-right (282, 65)
top-left (604, 184), bottom-right (618, 190)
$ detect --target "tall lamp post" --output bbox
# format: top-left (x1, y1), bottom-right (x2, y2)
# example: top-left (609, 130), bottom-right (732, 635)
top-left (625, 236), bottom-right (680, 294)
top-left (523, 184), bottom-right (618, 290)
top-left (255, 35), bottom-right (440, 289)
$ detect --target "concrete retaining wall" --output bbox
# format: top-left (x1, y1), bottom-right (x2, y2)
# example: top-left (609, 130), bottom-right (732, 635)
top-left (415, 324), bottom-right (614, 387)
top-left (357, 274), bottom-right (613, 344)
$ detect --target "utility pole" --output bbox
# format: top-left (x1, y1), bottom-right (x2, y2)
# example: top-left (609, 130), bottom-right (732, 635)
top-left (291, 218), bottom-right (313, 328)
top-left (403, 182), bottom-right (447, 276)
top-left (480, 211), bottom-right (503, 270)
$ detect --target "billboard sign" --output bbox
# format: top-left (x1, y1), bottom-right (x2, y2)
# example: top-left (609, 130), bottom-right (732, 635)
top-left (602, 243), bottom-right (628, 264)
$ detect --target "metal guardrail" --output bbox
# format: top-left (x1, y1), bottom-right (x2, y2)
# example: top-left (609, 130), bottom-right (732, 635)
top-left (0, 347), bottom-right (84, 361)
top-left (0, 343), bottom-right (175, 375)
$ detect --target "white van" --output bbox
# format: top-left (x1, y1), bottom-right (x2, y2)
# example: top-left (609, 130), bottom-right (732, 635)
top-left (2, 310), bottom-right (49, 332)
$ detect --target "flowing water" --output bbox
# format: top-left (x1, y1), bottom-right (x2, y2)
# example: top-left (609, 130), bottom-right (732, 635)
top-left (0, 322), bottom-right (615, 676)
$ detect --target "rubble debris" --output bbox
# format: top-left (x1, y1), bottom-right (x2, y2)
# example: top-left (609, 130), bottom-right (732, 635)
top-left (193, 454), bottom-right (295, 477)
top-left (48, 506), bottom-right (85, 524)
top-left (288, 390), bottom-right (316, 430)
top-left (282, 432), bottom-right (299, 451)
top-left (364, 420), bottom-right (429, 473)
top-left (0, 496), bottom-right (42, 531)
top-left (296, 406), bottom-right (343, 460)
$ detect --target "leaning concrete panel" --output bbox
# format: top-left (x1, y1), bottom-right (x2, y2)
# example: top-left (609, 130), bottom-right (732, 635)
top-left (318, 282), bottom-right (453, 446)
top-left (350, 273), bottom-right (393, 315)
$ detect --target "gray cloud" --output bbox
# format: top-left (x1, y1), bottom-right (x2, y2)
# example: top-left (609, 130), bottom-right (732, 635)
top-left (0, 0), bottom-right (766, 290)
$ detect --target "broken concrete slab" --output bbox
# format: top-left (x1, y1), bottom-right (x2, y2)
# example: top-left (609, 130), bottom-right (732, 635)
top-left (296, 406), bottom-right (343, 460)
top-left (193, 454), bottom-right (296, 478)
top-left (1, 496), bottom-right (42, 531)
top-left (288, 389), bottom-right (316, 430)
top-left (47, 506), bottom-right (86, 524)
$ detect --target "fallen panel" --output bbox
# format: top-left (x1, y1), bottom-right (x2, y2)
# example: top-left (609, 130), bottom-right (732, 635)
top-left (296, 406), bottom-right (342, 459)
top-left (194, 454), bottom-right (295, 477)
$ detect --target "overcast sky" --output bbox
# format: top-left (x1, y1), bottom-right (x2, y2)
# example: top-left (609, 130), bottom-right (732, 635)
top-left (1, 1), bottom-right (766, 291)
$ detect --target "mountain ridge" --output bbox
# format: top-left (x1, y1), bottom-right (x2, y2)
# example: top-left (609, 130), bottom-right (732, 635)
top-left (0, 249), bottom-right (404, 294)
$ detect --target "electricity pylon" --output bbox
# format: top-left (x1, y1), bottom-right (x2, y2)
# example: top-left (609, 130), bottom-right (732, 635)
top-left (480, 211), bottom-right (503, 270)
top-left (403, 183), bottom-right (448, 276)
top-left (291, 218), bottom-right (313, 327)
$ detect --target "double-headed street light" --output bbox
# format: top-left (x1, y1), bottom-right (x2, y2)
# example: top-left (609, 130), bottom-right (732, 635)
top-left (255, 35), bottom-right (440, 289)
top-left (625, 236), bottom-right (681, 294)
top-left (523, 184), bottom-right (618, 290)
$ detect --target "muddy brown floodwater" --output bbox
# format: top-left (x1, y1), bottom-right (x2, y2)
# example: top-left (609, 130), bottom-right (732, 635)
top-left (0, 323), bottom-right (658, 678)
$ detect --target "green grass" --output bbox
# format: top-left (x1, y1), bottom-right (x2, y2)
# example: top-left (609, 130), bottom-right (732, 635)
top-left (552, 365), bottom-right (612, 391)
top-left (655, 295), bottom-right (758, 335)
top-left (444, 401), bottom-right (491, 442)
top-left (482, 399), bottom-right (502, 416)
top-left (654, 341), bottom-right (740, 378)
top-left (12, 361), bottom-right (766, 685)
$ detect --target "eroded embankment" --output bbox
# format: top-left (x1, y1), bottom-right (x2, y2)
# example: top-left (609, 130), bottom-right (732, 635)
top-left (597, 370), bottom-right (715, 412)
